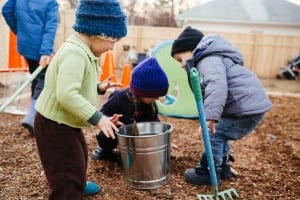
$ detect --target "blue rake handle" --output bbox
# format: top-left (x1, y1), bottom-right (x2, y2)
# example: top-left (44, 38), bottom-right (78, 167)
top-left (189, 68), bottom-right (219, 196)
top-left (0, 65), bottom-right (44, 112)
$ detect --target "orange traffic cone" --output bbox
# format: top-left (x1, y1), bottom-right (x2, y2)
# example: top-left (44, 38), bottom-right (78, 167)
top-left (120, 63), bottom-right (132, 87)
top-left (100, 51), bottom-right (117, 82)
top-left (8, 31), bottom-right (28, 69)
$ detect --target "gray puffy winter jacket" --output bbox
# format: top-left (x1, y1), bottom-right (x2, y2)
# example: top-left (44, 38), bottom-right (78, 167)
top-left (192, 34), bottom-right (272, 121)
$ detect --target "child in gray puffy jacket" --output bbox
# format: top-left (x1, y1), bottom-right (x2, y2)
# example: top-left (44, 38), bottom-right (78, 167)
top-left (171, 26), bottom-right (272, 186)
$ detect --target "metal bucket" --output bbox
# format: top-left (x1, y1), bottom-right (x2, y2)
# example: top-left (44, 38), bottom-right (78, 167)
top-left (116, 122), bottom-right (173, 190)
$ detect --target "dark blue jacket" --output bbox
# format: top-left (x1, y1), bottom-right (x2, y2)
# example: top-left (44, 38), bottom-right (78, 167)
top-left (101, 88), bottom-right (159, 124)
top-left (2, 0), bottom-right (59, 60)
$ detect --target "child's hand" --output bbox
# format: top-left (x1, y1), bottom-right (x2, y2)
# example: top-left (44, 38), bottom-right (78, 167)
top-left (39, 54), bottom-right (54, 67)
top-left (97, 115), bottom-right (119, 139)
top-left (111, 114), bottom-right (124, 126)
top-left (207, 120), bottom-right (216, 133)
top-left (197, 120), bottom-right (216, 136)
top-left (99, 75), bottom-right (123, 92)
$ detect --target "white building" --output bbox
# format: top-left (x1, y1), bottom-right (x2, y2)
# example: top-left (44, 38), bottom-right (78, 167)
top-left (175, 0), bottom-right (300, 36)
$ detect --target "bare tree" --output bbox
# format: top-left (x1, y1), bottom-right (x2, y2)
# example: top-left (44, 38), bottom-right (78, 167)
top-left (122, 0), bottom-right (151, 25)
top-left (123, 0), bottom-right (138, 25)
top-left (150, 11), bottom-right (176, 27)
top-left (148, 0), bottom-right (177, 27)
top-left (61, 0), bottom-right (191, 27)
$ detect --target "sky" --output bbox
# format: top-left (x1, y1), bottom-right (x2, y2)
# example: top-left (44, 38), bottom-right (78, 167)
top-left (146, 0), bottom-right (300, 6)
top-left (287, 0), bottom-right (300, 5)
top-left (58, 0), bottom-right (300, 10)
top-left (196, 0), bottom-right (300, 6)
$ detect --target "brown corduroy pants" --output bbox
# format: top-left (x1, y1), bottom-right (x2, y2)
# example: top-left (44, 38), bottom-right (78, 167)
top-left (34, 112), bottom-right (87, 200)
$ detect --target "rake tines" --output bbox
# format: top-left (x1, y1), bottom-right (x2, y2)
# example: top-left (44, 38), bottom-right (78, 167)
top-left (197, 188), bottom-right (239, 200)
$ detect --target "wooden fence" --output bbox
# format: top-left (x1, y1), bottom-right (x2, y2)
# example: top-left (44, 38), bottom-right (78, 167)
top-left (1, 9), bottom-right (300, 78)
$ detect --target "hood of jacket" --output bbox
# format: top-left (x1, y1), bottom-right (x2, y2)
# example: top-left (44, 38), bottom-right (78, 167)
top-left (193, 34), bottom-right (244, 66)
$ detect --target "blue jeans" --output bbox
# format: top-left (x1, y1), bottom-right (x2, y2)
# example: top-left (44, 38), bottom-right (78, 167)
top-left (208, 113), bottom-right (265, 166)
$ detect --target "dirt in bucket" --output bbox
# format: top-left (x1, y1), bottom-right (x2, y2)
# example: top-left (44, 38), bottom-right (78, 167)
top-left (131, 120), bottom-right (139, 136)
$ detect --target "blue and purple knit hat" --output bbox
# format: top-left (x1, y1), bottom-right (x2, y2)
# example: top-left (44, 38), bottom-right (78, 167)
top-left (130, 57), bottom-right (169, 98)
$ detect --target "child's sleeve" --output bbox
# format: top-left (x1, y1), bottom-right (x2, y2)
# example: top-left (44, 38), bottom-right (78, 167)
top-left (2, 0), bottom-right (17, 34)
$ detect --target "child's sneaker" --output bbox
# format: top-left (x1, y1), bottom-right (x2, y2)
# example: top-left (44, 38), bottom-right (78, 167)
top-left (221, 155), bottom-right (234, 180)
top-left (184, 168), bottom-right (211, 185)
top-left (184, 154), bottom-right (221, 185)
top-left (21, 98), bottom-right (37, 134)
top-left (91, 146), bottom-right (112, 160)
top-left (21, 122), bottom-right (34, 134)
top-left (184, 166), bottom-right (221, 185)
top-left (84, 181), bottom-right (101, 196)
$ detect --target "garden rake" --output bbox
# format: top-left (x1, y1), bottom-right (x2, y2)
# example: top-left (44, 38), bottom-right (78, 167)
top-left (189, 67), bottom-right (238, 200)
top-left (0, 65), bottom-right (43, 112)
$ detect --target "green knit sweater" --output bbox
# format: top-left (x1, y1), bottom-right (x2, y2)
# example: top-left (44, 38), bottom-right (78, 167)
top-left (36, 34), bottom-right (103, 128)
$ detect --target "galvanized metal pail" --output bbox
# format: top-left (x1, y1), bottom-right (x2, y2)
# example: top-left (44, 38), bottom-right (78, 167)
top-left (116, 122), bottom-right (173, 189)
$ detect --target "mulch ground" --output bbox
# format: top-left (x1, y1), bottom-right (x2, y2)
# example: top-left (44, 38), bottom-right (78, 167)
top-left (0, 95), bottom-right (299, 200)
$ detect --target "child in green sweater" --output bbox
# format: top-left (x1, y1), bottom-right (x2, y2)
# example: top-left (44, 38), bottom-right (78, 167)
top-left (33, 0), bottom-right (127, 199)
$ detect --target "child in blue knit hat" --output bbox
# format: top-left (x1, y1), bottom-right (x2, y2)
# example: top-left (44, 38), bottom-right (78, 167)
top-left (33, 0), bottom-right (127, 199)
top-left (92, 57), bottom-right (181, 160)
